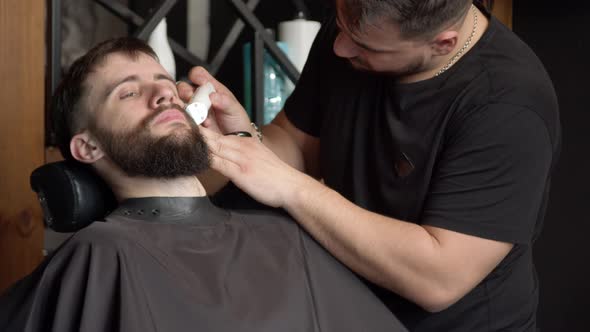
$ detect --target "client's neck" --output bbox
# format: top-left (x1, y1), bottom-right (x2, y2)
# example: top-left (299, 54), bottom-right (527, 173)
top-left (110, 174), bottom-right (207, 201)
top-left (92, 157), bottom-right (209, 201)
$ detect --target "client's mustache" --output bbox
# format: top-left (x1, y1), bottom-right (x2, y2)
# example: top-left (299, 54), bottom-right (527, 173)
top-left (140, 103), bottom-right (191, 128)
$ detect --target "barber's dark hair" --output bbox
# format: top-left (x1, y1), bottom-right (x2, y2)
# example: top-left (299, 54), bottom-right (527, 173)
top-left (341, 0), bottom-right (473, 40)
top-left (52, 37), bottom-right (158, 160)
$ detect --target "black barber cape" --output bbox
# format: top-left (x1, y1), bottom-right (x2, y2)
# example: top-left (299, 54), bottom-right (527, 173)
top-left (0, 197), bottom-right (406, 332)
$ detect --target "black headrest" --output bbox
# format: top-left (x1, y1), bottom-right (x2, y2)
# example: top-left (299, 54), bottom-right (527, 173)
top-left (30, 161), bottom-right (117, 233)
top-left (30, 160), bottom-right (279, 233)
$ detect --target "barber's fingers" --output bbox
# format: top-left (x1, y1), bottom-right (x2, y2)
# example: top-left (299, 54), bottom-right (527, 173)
top-left (208, 91), bottom-right (247, 119)
top-left (202, 129), bottom-right (250, 178)
top-left (201, 126), bottom-right (254, 152)
top-left (188, 66), bottom-right (238, 100)
top-left (208, 152), bottom-right (243, 180)
top-left (180, 67), bottom-right (240, 107)
top-left (201, 126), bottom-right (300, 208)
top-left (200, 114), bottom-right (222, 134)
top-left (177, 81), bottom-right (195, 103)
top-left (185, 67), bottom-right (250, 131)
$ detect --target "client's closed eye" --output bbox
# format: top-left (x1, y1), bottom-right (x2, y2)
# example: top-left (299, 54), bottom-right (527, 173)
top-left (120, 91), bottom-right (139, 99)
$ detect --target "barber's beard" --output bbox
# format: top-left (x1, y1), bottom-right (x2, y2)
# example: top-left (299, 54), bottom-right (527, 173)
top-left (350, 54), bottom-right (427, 78)
top-left (90, 105), bottom-right (210, 178)
top-left (392, 56), bottom-right (427, 77)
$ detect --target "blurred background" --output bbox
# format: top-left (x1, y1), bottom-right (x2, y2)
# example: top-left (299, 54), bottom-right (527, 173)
top-left (0, 0), bottom-right (587, 330)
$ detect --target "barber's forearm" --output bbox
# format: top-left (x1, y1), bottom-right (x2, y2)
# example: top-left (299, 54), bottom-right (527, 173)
top-left (261, 123), bottom-right (306, 172)
top-left (283, 176), bottom-right (464, 312)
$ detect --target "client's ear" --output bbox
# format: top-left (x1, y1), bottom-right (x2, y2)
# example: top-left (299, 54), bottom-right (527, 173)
top-left (70, 131), bottom-right (104, 163)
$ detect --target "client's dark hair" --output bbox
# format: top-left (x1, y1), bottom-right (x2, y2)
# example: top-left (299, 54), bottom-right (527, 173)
top-left (340, 0), bottom-right (472, 40)
top-left (52, 37), bottom-right (158, 160)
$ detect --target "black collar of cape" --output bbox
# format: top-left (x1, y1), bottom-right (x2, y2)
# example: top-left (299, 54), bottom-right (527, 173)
top-left (108, 196), bottom-right (230, 225)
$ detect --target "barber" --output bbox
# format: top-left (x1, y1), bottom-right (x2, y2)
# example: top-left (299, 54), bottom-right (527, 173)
top-left (178, 1), bottom-right (560, 331)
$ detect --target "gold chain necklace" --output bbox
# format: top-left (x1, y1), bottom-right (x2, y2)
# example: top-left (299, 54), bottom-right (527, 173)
top-left (434, 5), bottom-right (478, 77)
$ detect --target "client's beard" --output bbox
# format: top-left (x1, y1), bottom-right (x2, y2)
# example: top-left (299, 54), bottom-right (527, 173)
top-left (90, 104), bottom-right (210, 178)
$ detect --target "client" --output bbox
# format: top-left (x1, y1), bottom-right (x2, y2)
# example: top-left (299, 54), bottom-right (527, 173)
top-left (0, 37), bottom-right (406, 332)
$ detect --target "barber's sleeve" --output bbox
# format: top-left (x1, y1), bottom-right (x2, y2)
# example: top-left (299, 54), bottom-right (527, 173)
top-left (422, 105), bottom-right (554, 244)
top-left (282, 15), bottom-right (337, 137)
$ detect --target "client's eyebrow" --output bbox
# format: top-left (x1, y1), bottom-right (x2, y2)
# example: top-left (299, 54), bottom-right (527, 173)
top-left (103, 73), bottom-right (175, 99)
top-left (154, 73), bottom-right (175, 85)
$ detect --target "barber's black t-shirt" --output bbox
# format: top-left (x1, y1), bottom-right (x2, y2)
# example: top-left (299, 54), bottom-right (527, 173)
top-left (284, 9), bottom-right (561, 332)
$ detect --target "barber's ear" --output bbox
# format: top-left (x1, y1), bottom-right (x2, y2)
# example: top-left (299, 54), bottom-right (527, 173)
top-left (430, 31), bottom-right (459, 56)
top-left (70, 131), bottom-right (104, 163)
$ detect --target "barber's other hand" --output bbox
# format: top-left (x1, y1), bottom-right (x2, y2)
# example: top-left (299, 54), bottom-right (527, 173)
top-left (200, 126), bottom-right (310, 208)
top-left (178, 67), bottom-right (252, 135)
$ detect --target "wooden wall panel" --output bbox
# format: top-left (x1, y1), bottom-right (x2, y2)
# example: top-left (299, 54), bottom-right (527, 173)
top-left (492, 0), bottom-right (513, 28)
top-left (0, 0), bottom-right (45, 292)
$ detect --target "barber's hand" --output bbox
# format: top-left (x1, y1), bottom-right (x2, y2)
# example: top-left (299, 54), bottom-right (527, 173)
top-left (200, 126), bottom-right (309, 208)
top-left (177, 66), bottom-right (252, 135)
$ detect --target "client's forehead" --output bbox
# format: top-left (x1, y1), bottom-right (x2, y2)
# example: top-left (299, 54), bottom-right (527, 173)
top-left (92, 52), bottom-right (162, 80)
top-left (84, 52), bottom-right (168, 100)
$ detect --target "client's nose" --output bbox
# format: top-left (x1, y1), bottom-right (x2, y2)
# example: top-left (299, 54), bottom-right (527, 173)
top-left (150, 84), bottom-right (176, 108)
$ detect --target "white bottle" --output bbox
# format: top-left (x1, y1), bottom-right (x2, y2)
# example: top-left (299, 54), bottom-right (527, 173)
top-left (148, 18), bottom-right (176, 80)
top-left (185, 82), bottom-right (216, 125)
top-left (278, 13), bottom-right (321, 73)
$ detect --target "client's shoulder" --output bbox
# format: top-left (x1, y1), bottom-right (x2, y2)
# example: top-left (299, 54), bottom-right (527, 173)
top-left (225, 209), bottom-right (312, 253)
top-left (227, 208), bottom-right (297, 227)
top-left (66, 221), bottom-right (138, 250)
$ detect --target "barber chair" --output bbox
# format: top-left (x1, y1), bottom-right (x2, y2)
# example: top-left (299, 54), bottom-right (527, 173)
top-left (31, 161), bottom-right (271, 233)
top-left (30, 161), bottom-right (117, 233)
